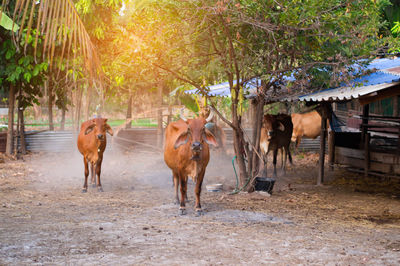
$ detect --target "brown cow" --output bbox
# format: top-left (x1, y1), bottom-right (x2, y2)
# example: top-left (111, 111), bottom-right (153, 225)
top-left (291, 110), bottom-right (328, 147)
top-left (164, 110), bottom-right (218, 216)
top-left (260, 114), bottom-right (293, 178)
top-left (77, 118), bottom-right (113, 192)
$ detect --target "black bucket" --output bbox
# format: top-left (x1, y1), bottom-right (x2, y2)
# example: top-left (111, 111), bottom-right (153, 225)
top-left (255, 177), bottom-right (275, 194)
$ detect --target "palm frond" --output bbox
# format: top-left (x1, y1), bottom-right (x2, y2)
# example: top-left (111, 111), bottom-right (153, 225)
top-left (5, 0), bottom-right (100, 78)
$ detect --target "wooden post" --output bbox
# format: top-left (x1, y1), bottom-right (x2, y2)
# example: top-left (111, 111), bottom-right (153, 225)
top-left (167, 105), bottom-right (172, 125)
top-left (328, 130), bottom-right (335, 171)
top-left (18, 106), bottom-right (26, 155)
top-left (318, 115), bottom-right (327, 185)
top-left (361, 104), bottom-right (369, 147)
top-left (364, 133), bottom-right (370, 177)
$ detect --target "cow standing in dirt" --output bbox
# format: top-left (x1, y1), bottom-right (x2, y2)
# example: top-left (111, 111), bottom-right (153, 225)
top-left (77, 118), bottom-right (113, 192)
top-left (164, 110), bottom-right (218, 216)
top-left (260, 114), bottom-right (293, 177)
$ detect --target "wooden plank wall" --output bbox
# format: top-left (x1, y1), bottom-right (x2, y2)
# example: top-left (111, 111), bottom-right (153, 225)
top-left (335, 146), bottom-right (400, 175)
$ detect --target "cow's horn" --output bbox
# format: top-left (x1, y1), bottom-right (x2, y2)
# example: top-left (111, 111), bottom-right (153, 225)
top-left (205, 109), bottom-right (214, 122)
top-left (180, 108), bottom-right (188, 122)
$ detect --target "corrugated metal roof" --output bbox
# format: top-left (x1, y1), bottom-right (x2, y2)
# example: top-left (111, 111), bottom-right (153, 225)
top-left (296, 57), bottom-right (400, 102)
top-left (184, 79), bottom-right (260, 97)
top-left (182, 57), bottom-right (400, 101)
top-left (298, 82), bottom-right (400, 102)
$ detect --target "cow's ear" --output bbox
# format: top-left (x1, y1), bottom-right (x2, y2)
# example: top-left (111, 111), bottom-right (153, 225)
top-left (277, 122), bottom-right (285, 131)
top-left (174, 131), bottom-right (189, 149)
top-left (105, 123), bottom-right (113, 136)
top-left (203, 129), bottom-right (218, 147)
top-left (85, 124), bottom-right (96, 135)
top-left (104, 118), bottom-right (108, 122)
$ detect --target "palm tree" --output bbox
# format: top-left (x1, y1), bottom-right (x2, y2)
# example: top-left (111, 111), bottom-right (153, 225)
top-left (1, 0), bottom-right (100, 155)
top-left (1, 0), bottom-right (100, 75)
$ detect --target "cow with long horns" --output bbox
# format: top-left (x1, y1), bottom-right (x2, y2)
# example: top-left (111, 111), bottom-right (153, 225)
top-left (164, 109), bottom-right (218, 216)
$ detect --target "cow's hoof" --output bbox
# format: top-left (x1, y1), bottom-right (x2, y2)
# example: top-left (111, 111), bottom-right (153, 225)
top-left (178, 208), bottom-right (186, 216)
top-left (195, 209), bottom-right (202, 217)
top-left (97, 187), bottom-right (104, 192)
top-left (82, 188), bottom-right (87, 193)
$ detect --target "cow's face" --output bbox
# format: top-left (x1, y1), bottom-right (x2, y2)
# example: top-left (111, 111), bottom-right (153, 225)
top-left (85, 118), bottom-right (113, 141)
top-left (263, 115), bottom-right (285, 141)
top-left (174, 118), bottom-right (218, 159)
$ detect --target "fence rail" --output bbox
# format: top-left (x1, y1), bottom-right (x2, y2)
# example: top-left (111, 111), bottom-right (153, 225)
top-left (0, 128), bottom-right (324, 153)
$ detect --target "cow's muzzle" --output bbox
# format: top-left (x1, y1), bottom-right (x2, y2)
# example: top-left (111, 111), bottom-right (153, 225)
top-left (97, 134), bottom-right (104, 140)
top-left (191, 142), bottom-right (202, 161)
top-left (268, 130), bottom-right (275, 137)
top-left (191, 142), bottom-right (202, 151)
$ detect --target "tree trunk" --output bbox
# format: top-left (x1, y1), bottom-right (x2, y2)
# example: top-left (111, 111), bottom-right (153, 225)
top-left (157, 82), bottom-right (163, 148)
top-left (76, 85), bottom-right (83, 132)
top-left (60, 108), bottom-right (66, 131)
top-left (6, 84), bottom-right (16, 155)
top-left (125, 91), bottom-right (133, 129)
top-left (249, 96), bottom-right (264, 182)
top-left (85, 85), bottom-right (92, 121)
top-left (70, 87), bottom-right (75, 131)
top-left (230, 86), bottom-right (248, 187)
top-left (48, 79), bottom-right (54, 131)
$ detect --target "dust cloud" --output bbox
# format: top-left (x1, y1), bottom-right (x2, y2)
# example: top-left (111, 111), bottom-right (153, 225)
top-left (26, 137), bottom-right (237, 196)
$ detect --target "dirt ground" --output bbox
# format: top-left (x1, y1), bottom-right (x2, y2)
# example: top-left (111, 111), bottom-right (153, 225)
top-left (1, 146), bottom-right (400, 265)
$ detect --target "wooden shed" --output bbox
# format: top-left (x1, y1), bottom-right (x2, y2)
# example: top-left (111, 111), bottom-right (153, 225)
top-left (288, 57), bottom-right (400, 181)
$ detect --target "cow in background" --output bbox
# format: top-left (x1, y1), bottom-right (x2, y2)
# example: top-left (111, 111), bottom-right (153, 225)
top-left (260, 114), bottom-right (293, 177)
top-left (164, 109), bottom-right (218, 216)
top-left (77, 118), bottom-right (113, 192)
top-left (291, 110), bottom-right (325, 147)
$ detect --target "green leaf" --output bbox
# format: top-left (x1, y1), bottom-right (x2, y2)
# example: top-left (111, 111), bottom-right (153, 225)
top-left (33, 65), bottom-right (40, 76)
top-left (5, 49), bottom-right (13, 60)
top-left (24, 72), bottom-right (32, 83)
top-left (0, 11), bottom-right (20, 32)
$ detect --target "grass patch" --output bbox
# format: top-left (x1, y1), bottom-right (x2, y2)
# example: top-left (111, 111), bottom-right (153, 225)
top-left (107, 118), bottom-right (157, 128)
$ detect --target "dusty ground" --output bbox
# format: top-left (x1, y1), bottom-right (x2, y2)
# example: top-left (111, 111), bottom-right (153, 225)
top-left (1, 147), bottom-right (400, 265)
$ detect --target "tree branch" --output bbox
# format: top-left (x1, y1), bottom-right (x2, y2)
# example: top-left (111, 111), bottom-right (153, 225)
top-left (209, 104), bottom-right (235, 130)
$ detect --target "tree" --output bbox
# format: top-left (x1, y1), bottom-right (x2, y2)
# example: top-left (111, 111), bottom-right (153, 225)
top-left (0, 28), bottom-right (48, 155)
top-left (2, 0), bottom-right (101, 78)
top-left (128, 0), bottom-right (386, 189)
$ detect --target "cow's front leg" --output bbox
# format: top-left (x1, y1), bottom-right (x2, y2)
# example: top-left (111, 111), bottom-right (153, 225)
top-left (82, 157), bottom-right (89, 193)
top-left (194, 170), bottom-right (205, 216)
top-left (272, 149), bottom-right (278, 178)
top-left (90, 162), bottom-right (96, 187)
top-left (173, 172), bottom-right (179, 205)
top-left (282, 147), bottom-right (287, 175)
top-left (179, 177), bottom-right (187, 215)
top-left (96, 158), bottom-right (103, 192)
